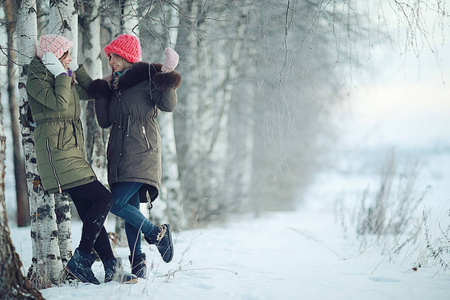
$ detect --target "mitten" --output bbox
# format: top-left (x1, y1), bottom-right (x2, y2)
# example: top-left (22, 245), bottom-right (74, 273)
top-left (42, 52), bottom-right (67, 76)
top-left (68, 59), bottom-right (79, 71)
top-left (161, 48), bottom-right (179, 73)
top-left (88, 79), bottom-right (113, 99)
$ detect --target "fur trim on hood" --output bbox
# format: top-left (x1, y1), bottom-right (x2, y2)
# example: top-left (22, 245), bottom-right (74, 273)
top-left (88, 62), bottom-right (182, 98)
top-left (119, 62), bottom-right (182, 91)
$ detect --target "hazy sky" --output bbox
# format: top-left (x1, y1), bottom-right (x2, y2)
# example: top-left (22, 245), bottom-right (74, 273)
top-left (341, 11), bottom-right (450, 150)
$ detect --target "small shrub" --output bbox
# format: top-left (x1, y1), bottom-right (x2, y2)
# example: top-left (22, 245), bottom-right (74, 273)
top-left (423, 209), bottom-right (450, 274)
top-left (336, 150), bottom-right (428, 257)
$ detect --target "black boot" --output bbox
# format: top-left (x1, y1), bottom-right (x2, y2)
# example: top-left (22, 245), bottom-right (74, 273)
top-left (129, 253), bottom-right (147, 278)
top-left (144, 224), bottom-right (174, 263)
top-left (66, 248), bottom-right (100, 285)
top-left (104, 257), bottom-right (138, 284)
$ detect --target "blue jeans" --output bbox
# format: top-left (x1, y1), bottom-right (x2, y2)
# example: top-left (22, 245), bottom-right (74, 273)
top-left (110, 182), bottom-right (155, 256)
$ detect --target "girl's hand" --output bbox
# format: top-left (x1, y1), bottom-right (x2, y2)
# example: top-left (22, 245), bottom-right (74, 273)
top-left (68, 59), bottom-right (79, 71)
top-left (161, 48), bottom-right (179, 73)
top-left (42, 52), bottom-right (67, 76)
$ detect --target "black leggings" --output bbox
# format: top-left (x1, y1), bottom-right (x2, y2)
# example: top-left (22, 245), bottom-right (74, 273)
top-left (66, 180), bottom-right (114, 261)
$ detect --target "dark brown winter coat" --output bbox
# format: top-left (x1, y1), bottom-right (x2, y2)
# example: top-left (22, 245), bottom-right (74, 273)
top-left (88, 62), bottom-right (181, 201)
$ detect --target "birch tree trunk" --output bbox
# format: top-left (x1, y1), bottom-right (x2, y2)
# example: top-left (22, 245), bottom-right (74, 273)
top-left (80, 0), bottom-right (108, 185)
top-left (0, 91), bottom-right (44, 300)
top-left (175, 0), bottom-right (203, 226)
top-left (122, 0), bottom-right (139, 35)
top-left (17, 0), bottom-right (64, 288)
top-left (4, 0), bottom-right (30, 227)
top-left (154, 0), bottom-right (185, 230)
top-left (220, 5), bottom-right (252, 213)
top-left (48, 0), bottom-right (78, 58)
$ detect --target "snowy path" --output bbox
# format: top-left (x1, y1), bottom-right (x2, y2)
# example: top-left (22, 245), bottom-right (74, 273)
top-left (10, 207), bottom-right (450, 300)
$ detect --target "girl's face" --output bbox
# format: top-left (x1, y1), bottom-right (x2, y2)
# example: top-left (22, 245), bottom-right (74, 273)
top-left (59, 51), bottom-right (72, 70)
top-left (109, 53), bottom-right (129, 72)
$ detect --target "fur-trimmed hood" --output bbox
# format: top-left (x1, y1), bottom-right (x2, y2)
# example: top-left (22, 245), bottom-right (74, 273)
top-left (88, 62), bottom-right (182, 99)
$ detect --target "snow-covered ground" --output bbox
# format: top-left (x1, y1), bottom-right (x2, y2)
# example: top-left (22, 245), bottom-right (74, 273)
top-left (9, 144), bottom-right (450, 300)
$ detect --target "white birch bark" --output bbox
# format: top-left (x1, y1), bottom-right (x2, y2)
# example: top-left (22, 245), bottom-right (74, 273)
top-left (154, 0), bottom-right (186, 230)
top-left (82, 0), bottom-right (108, 185)
top-left (123, 0), bottom-right (140, 35)
top-left (48, 0), bottom-right (78, 58)
top-left (191, 7), bottom-right (224, 224)
top-left (173, 1), bottom-right (200, 226)
top-left (54, 192), bottom-right (72, 264)
top-left (222, 5), bottom-right (253, 212)
top-left (17, 0), bottom-right (64, 287)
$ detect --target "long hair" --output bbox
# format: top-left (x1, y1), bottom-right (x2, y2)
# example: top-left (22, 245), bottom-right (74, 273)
top-left (60, 50), bottom-right (76, 85)
top-left (110, 54), bottom-right (133, 90)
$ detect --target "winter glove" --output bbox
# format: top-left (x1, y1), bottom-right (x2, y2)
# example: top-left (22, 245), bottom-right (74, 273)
top-left (161, 48), bottom-right (179, 73)
top-left (88, 79), bottom-right (113, 99)
top-left (68, 59), bottom-right (79, 71)
top-left (42, 52), bottom-right (67, 76)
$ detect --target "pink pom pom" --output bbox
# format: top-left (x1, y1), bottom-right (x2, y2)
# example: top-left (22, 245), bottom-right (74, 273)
top-left (161, 48), bottom-right (179, 72)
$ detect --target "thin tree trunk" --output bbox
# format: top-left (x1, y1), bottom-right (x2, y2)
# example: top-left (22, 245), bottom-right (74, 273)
top-left (175, 0), bottom-right (204, 227)
top-left (222, 3), bottom-right (253, 213)
top-left (4, 0), bottom-right (30, 227)
top-left (156, 0), bottom-right (185, 230)
top-left (0, 89), bottom-right (44, 300)
top-left (55, 192), bottom-right (72, 264)
top-left (48, 0), bottom-right (78, 57)
top-left (81, 0), bottom-right (108, 184)
top-left (17, 0), bottom-right (64, 288)
top-left (122, 0), bottom-right (139, 35)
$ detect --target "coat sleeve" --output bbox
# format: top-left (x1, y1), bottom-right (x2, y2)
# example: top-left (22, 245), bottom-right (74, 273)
top-left (149, 69), bottom-right (181, 112)
top-left (26, 72), bottom-right (72, 111)
top-left (95, 97), bottom-right (112, 128)
top-left (74, 65), bottom-right (93, 100)
top-left (152, 89), bottom-right (178, 112)
top-left (88, 79), bottom-right (113, 128)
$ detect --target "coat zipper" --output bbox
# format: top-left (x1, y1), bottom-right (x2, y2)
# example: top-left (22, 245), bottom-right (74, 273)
top-left (71, 87), bottom-right (79, 149)
top-left (46, 138), bottom-right (62, 193)
top-left (142, 126), bottom-right (151, 149)
top-left (126, 115), bottom-right (131, 137)
top-left (116, 90), bottom-right (122, 181)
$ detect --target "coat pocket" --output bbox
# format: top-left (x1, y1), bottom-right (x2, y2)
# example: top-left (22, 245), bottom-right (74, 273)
top-left (57, 123), bottom-right (72, 150)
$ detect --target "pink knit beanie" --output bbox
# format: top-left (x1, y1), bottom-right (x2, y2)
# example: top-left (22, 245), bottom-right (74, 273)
top-left (37, 34), bottom-right (73, 59)
top-left (104, 34), bottom-right (141, 64)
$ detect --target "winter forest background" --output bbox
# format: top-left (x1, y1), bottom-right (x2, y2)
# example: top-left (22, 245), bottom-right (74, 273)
top-left (0, 0), bottom-right (450, 299)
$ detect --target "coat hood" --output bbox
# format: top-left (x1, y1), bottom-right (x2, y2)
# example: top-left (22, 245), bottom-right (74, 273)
top-left (88, 62), bottom-right (182, 99)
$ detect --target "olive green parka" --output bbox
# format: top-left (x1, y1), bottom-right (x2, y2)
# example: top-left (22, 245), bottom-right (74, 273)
top-left (88, 62), bottom-right (182, 202)
top-left (26, 57), bottom-right (96, 193)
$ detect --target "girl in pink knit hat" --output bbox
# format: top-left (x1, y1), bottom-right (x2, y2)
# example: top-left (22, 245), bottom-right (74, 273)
top-left (88, 34), bottom-right (182, 278)
top-left (26, 34), bottom-right (137, 285)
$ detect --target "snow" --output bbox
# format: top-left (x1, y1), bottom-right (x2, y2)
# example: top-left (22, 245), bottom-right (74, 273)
top-left (9, 147), bottom-right (450, 300)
